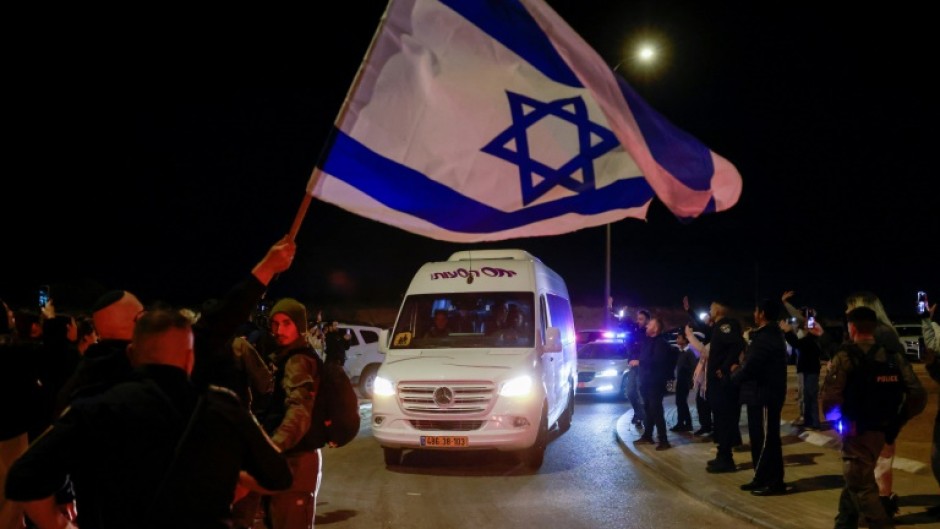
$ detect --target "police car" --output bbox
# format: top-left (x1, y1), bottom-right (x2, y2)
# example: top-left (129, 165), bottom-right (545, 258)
top-left (576, 331), bottom-right (631, 399)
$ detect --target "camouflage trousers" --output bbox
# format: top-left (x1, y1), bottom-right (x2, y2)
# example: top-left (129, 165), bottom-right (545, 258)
top-left (835, 430), bottom-right (893, 529)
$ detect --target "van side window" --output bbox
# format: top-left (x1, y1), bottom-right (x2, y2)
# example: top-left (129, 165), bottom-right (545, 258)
top-left (539, 295), bottom-right (549, 345)
top-left (545, 293), bottom-right (574, 343)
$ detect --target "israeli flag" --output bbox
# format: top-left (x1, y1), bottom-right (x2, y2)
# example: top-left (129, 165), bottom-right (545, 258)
top-left (309, 0), bottom-right (742, 242)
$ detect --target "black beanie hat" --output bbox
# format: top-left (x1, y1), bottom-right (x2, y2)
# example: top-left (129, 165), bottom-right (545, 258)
top-left (270, 298), bottom-right (307, 334)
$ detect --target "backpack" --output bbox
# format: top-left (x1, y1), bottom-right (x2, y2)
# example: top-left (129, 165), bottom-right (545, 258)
top-left (842, 343), bottom-right (906, 438)
top-left (264, 347), bottom-right (361, 451)
top-left (310, 357), bottom-right (361, 448)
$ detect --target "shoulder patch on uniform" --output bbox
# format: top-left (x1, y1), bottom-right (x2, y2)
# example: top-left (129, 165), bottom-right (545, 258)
top-left (720, 324), bottom-right (732, 334)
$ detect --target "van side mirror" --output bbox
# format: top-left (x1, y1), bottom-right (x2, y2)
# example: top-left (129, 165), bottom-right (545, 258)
top-left (544, 327), bottom-right (562, 353)
top-left (378, 328), bottom-right (390, 353)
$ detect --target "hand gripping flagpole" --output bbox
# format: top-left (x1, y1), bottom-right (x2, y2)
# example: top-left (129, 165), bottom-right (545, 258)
top-left (287, 1), bottom-right (393, 243)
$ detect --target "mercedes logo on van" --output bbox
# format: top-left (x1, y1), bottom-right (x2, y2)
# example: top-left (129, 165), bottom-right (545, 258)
top-left (433, 386), bottom-right (455, 406)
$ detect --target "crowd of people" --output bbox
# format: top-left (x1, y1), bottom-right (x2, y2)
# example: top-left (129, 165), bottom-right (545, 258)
top-left (0, 235), bottom-right (350, 529)
top-left (621, 291), bottom-right (938, 528)
top-left (3, 247), bottom-right (939, 529)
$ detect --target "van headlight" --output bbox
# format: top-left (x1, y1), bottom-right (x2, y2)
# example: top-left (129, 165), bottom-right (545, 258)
top-left (597, 368), bottom-right (619, 378)
top-left (499, 375), bottom-right (533, 397)
top-left (373, 376), bottom-right (396, 396)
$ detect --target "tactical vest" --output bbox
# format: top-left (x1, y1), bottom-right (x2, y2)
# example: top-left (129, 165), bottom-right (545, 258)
top-left (842, 343), bottom-right (905, 435)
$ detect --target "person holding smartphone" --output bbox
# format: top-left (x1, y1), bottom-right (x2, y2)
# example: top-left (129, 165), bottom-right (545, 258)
top-left (918, 293), bottom-right (940, 514)
top-left (781, 292), bottom-right (811, 427)
top-left (780, 314), bottom-right (824, 431)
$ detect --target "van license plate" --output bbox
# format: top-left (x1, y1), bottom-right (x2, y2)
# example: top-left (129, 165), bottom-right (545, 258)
top-left (420, 436), bottom-right (469, 447)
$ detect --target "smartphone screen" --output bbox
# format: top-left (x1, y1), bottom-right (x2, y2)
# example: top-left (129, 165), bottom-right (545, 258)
top-left (38, 285), bottom-right (50, 309)
top-left (806, 308), bottom-right (816, 329)
top-left (917, 291), bottom-right (928, 315)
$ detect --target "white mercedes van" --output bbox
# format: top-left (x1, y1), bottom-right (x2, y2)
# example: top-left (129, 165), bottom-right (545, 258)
top-left (372, 249), bottom-right (576, 469)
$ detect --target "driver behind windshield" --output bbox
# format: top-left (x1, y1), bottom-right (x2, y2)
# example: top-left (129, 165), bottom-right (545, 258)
top-left (424, 310), bottom-right (450, 338)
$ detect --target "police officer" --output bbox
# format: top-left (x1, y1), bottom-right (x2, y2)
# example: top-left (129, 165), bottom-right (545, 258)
top-left (704, 299), bottom-right (746, 474)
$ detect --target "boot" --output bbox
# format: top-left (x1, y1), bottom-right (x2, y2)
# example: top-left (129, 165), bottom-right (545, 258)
top-left (880, 494), bottom-right (899, 518)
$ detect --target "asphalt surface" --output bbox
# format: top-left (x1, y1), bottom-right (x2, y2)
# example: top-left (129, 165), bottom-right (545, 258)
top-left (614, 365), bottom-right (940, 529)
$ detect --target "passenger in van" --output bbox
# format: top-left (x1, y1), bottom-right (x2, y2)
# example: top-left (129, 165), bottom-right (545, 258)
top-left (497, 305), bottom-right (528, 344)
top-left (425, 310), bottom-right (451, 338)
top-left (483, 303), bottom-right (508, 335)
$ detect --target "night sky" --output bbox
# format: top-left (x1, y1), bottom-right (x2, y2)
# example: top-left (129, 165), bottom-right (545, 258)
top-left (9, 1), bottom-right (938, 322)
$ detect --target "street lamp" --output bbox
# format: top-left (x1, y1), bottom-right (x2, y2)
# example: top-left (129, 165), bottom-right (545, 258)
top-left (606, 35), bottom-right (668, 327)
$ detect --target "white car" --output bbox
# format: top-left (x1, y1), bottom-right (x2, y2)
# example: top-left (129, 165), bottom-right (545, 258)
top-left (893, 323), bottom-right (925, 362)
top-left (334, 323), bottom-right (386, 398)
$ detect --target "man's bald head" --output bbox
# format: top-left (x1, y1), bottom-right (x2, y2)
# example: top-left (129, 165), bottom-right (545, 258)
top-left (92, 290), bottom-right (144, 341)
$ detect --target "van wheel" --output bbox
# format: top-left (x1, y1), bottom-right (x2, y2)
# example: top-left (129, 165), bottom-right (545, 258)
top-left (518, 405), bottom-right (548, 470)
top-left (558, 386), bottom-right (574, 433)
top-left (359, 364), bottom-right (380, 399)
top-left (383, 447), bottom-right (402, 466)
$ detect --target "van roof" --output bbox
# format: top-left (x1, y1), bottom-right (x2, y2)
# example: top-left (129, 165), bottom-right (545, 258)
top-left (447, 249), bottom-right (541, 262)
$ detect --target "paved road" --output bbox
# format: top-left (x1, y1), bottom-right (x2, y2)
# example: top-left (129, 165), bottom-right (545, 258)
top-left (313, 397), bottom-right (761, 529)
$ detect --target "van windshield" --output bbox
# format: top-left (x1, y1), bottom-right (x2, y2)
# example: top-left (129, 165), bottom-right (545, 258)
top-left (390, 292), bottom-right (535, 349)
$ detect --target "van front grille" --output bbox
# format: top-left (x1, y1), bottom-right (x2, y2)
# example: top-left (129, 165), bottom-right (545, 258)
top-left (398, 381), bottom-right (495, 415)
top-left (409, 420), bottom-right (485, 431)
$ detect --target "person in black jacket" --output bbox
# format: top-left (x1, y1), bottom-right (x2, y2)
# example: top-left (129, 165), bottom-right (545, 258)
top-left (782, 319), bottom-right (824, 430)
top-left (54, 290), bottom-right (144, 416)
top-left (0, 299), bottom-right (46, 529)
top-left (324, 321), bottom-right (351, 366)
top-left (626, 310), bottom-right (651, 428)
top-left (635, 317), bottom-right (679, 450)
top-left (671, 331), bottom-right (697, 432)
top-left (731, 298), bottom-right (789, 496)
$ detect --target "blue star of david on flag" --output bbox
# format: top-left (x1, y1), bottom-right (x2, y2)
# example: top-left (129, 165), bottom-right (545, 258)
top-left (481, 92), bottom-right (621, 206)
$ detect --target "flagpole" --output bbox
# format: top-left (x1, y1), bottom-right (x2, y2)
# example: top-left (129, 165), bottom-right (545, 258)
top-left (288, 194), bottom-right (313, 242)
top-left (605, 223), bottom-right (611, 327)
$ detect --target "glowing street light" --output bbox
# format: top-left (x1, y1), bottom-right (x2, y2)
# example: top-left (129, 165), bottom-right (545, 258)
top-left (619, 33), bottom-right (668, 81)
top-left (637, 44), bottom-right (656, 63)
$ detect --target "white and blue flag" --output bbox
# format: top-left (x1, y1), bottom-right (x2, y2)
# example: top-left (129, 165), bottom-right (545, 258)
top-left (309, 0), bottom-right (742, 242)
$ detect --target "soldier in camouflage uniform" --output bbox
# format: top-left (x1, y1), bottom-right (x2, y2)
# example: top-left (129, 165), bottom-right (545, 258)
top-left (257, 298), bottom-right (322, 529)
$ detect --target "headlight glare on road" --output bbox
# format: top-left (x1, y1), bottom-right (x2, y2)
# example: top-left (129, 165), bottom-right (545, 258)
top-left (373, 376), bottom-right (396, 396)
top-left (499, 375), bottom-right (533, 397)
